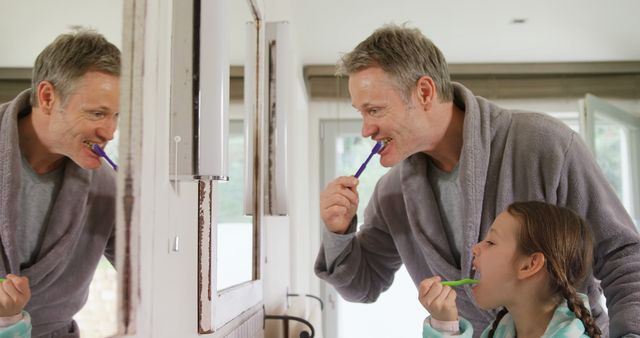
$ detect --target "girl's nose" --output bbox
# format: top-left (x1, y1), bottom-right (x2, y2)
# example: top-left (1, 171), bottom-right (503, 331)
top-left (471, 243), bottom-right (480, 257)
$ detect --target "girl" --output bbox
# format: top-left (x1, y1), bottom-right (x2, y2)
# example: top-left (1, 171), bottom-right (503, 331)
top-left (419, 201), bottom-right (601, 337)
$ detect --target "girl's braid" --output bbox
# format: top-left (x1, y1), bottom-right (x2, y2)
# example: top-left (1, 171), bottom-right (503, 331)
top-left (487, 308), bottom-right (508, 338)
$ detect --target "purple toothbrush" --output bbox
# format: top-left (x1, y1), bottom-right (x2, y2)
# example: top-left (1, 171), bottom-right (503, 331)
top-left (354, 141), bottom-right (382, 178)
top-left (91, 144), bottom-right (118, 171)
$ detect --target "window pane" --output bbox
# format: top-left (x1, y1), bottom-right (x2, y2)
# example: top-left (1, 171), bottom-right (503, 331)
top-left (216, 120), bottom-right (253, 290)
top-left (594, 116), bottom-right (625, 196)
top-left (584, 95), bottom-right (638, 225)
top-left (74, 258), bottom-right (117, 337)
top-left (104, 129), bottom-right (119, 164)
top-left (546, 112), bottom-right (580, 133)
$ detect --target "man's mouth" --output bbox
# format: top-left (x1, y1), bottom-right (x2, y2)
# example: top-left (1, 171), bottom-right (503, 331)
top-left (83, 141), bottom-right (100, 155)
top-left (378, 137), bottom-right (392, 152)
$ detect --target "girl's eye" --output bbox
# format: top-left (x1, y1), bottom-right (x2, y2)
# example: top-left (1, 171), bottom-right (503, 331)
top-left (485, 240), bottom-right (495, 246)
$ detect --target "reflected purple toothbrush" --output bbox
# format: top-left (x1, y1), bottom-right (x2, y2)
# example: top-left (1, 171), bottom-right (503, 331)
top-left (91, 143), bottom-right (118, 171)
top-left (354, 141), bottom-right (382, 178)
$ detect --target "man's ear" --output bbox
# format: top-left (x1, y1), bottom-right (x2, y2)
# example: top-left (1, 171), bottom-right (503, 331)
top-left (517, 252), bottom-right (546, 280)
top-left (415, 75), bottom-right (436, 110)
top-left (36, 81), bottom-right (57, 114)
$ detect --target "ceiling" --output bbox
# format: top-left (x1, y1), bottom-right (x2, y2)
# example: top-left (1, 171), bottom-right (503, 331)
top-left (290, 0), bottom-right (640, 64)
top-left (1, 0), bottom-right (639, 68)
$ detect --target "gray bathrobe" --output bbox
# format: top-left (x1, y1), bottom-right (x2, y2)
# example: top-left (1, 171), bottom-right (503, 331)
top-left (315, 83), bottom-right (640, 337)
top-left (0, 90), bottom-right (116, 337)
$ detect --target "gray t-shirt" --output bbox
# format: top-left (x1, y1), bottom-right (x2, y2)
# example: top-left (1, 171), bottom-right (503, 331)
top-left (426, 159), bottom-right (463, 268)
top-left (17, 156), bottom-right (64, 267)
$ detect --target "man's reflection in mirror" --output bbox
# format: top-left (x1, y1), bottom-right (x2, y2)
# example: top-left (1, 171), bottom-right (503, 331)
top-left (0, 30), bottom-right (120, 338)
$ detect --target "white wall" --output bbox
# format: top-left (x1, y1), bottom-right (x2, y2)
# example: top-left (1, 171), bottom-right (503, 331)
top-left (261, 0), bottom-right (315, 336)
top-left (0, 0), bottom-right (123, 67)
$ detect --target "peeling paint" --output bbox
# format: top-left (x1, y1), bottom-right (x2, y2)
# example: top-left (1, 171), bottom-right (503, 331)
top-left (198, 180), bottom-right (213, 333)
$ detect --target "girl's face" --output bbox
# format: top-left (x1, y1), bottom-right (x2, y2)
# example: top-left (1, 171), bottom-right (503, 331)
top-left (471, 211), bottom-right (523, 310)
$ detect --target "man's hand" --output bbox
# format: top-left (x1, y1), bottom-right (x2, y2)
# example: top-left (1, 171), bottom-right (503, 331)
top-left (320, 176), bottom-right (359, 234)
top-left (418, 276), bottom-right (458, 322)
top-left (0, 274), bottom-right (31, 317)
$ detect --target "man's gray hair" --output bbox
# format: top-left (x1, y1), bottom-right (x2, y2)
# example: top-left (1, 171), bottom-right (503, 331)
top-left (30, 30), bottom-right (121, 107)
top-left (337, 24), bottom-right (453, 103)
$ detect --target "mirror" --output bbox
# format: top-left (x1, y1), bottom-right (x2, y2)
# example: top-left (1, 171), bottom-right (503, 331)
top-left (216, 0), bottom-right (256, 291)
top-left (0, 1), bottom-right (123, 337)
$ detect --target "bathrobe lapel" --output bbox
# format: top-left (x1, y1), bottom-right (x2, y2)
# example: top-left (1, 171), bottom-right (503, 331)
top-left (0, 90), bottom-right (29, 275)
top-left (454, 83), bottom-right (493, 302)
top-left (401, 154), bottom-right (458, 269)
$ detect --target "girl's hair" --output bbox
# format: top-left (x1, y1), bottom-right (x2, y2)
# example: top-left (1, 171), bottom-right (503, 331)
top-left (488, 201), bottom-right (601, 338)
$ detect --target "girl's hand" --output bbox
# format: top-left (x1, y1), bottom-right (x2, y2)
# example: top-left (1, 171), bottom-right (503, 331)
top-left (0, 274), bottom-right (31, 317)
top-left (418, 276), bottom-right (458, 321)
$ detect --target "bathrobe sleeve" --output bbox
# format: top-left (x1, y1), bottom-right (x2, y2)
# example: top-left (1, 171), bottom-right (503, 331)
top-left (314, 177), bottom-right (403, 303)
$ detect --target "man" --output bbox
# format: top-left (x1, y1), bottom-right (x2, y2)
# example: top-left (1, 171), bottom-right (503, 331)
top-left (0, 30), bottom-right (120, 337)
top-left (315, 24), bottom-right (640, 337)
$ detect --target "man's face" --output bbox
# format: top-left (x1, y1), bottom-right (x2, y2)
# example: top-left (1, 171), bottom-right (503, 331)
top-left (46, 71), bottom-right (120, 169)
top-left (348, 67), bottom-right (437, 167)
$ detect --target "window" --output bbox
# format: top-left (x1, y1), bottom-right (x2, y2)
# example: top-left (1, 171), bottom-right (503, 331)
top-left (73, 257), bottom-right (117, 338)
top-left (583, 94), bottom-right (640, 226)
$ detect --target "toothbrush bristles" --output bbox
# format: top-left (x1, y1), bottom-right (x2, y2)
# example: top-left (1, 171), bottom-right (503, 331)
top-left (90, 143), bottom-right (118, 171)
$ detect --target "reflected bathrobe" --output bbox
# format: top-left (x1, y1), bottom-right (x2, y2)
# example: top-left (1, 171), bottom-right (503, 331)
top-left (314, 83), bottom-right (640, 337)
top-left (0, 90), bottom-right (116, 337)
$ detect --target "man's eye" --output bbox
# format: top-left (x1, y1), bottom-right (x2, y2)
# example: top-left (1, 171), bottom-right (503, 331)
top-left (368, 108), bottom-right (381, 116)
top-left (485, 240), bottom-right (495, 246)
top-left (89, 112), bottom-right (105, 120)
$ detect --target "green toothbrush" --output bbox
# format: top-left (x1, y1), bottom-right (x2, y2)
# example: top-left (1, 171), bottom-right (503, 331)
top-left (441, 278), bottom-right (479, 286)
top-left (0, 278), bottom-right (5, 282)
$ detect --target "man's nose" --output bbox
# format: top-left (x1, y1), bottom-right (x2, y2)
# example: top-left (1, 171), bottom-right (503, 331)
top-left (97, 117), bottom-right (118, 141)
top-left (361, 117), bottom-right (376, 138)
